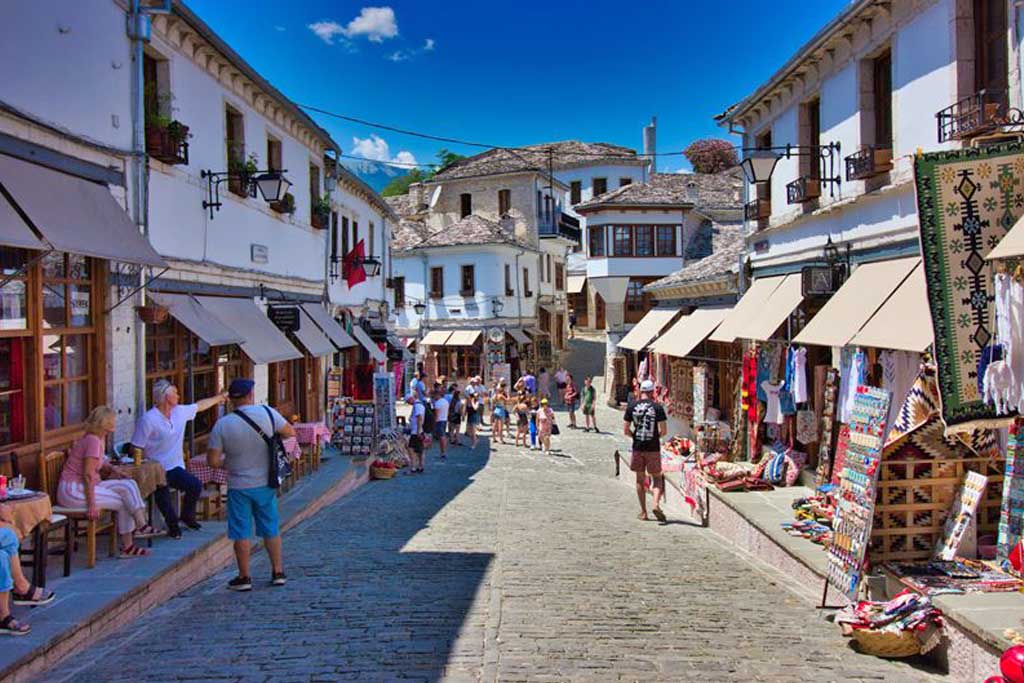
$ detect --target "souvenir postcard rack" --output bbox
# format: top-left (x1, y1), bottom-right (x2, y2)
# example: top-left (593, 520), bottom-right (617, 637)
top-left (335, 400), bottom-right (376, 457)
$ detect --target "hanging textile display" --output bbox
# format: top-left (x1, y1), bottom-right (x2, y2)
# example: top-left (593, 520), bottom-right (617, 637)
top-left (999, 419), bottom-right (1024, 564)
top-left (826, 386), bottom-right (892, 601)
top-left (933, 471), bottom-right (989, 561)
top-left (796, 409), bottom-right (818, 445)
top-left (815, 368), bottom-right (840, 487)
top-left (693, 364), bottom-right (709, 423)
top-left (915, 142), bottom-right (1024, 432)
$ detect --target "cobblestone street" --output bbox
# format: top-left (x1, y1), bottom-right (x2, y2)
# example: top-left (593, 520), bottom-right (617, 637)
top-left (43, 394), bottom-right (945, 683)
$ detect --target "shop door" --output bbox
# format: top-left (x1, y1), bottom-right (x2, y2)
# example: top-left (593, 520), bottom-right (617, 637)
top-left (270, 360), bottom-right (299, 421)
top-left (302, 356), bottom-right (323, 422)
top-left (595, 293), bottom-right (606, 330)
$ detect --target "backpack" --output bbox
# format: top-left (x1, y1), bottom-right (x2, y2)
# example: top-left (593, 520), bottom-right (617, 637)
top-left (422, 401), bottom-right (436, 433)
top-left (234, 406), bottom-right (292, 489)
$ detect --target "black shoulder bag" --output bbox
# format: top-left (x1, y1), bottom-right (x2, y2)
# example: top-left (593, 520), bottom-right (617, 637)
top-left (234, 406), bottom-right (292, 489)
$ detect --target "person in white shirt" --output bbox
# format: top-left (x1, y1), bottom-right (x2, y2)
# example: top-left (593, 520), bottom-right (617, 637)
top-left (432, 389), bottom-right (450, 460)
top-left (406, 394), bottom-right (426, 473)
top-left (130, 379), bottom-right (226, 539)
top-left (554, 368), bottom-right (569, 405)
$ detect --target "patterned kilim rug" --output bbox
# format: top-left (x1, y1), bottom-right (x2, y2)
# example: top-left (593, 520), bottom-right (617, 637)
top-left (915, 142), bottom-right (1024, 433)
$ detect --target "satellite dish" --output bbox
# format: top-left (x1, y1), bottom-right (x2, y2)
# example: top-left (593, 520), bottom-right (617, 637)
top-left (429, 185), bottom-right (442, 208)
top-left (488, 327), bottom-right (505, 343)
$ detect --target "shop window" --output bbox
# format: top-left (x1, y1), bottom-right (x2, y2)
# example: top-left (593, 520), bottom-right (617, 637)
top-left (589, 225), bottom-right (606, 257)
top-left (635, 226), bottom-right (654, 256)
top-left (613, 226), bottom-right (632, 256)
top-left (460, 265), bottom-right (475, 296)
top-left (430, 267), bottom-right (444, 299)
top-left (655, 226), bottom-right (677, 256)
top-left (570, 181), bottom-right (581, 205)
top-left (498, 189), bottom-right (511, 216)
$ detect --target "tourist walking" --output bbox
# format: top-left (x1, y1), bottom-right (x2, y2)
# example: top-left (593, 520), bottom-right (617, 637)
top-left (623, 379), bottom-right (667, 522)
top-left (569, 310), bottom-right (577, 339)
top-left (514, 368), bottom-right (536, 396)
top-left (491, 383), bottom-right (509, 445)
top-left (528, 396), bottom-right (539, 450)
top-left (538, 367), bottom-right (551, 400)
top-left (130, 379), bottom-right (226, 539)
top-left (465, 390), bottom-right (481, 450)
top-left (537, 398), bottom-right (556, 455)
top-left (554, 367), bottom-right (568, 405)
top-left (432, 388), bottom-right (449, 460)
top-left (514, 394), bottom-right (530, 448)
top-left (406, 394), bottom-right (426, 473)
top-left (582, 377), bottom-right (598, 433)
top-left (448, 387), bottom-right (463, 446)
top-left (60, 406), bottom-right (160, 557)
top-left (564, 374), bottom-right (579, 429)
top-left (206, 379), bottom-right (295, 591)
top-left (409, 371), bottom-right (427, 401)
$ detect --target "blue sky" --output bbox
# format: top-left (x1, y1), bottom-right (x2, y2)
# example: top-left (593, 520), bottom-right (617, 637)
top-left (188, 0), bottom-right (848, 173)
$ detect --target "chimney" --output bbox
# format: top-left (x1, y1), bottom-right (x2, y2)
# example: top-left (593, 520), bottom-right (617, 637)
top-left (643, 116), bottom-right (657, 174)
top-left (409, 181), bottom-right (426, 209)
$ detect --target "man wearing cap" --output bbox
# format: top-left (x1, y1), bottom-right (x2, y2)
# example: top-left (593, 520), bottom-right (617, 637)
top-left (623, 379), bottom-right (668, 522)
top-left (131, 379), bottom-right (226, 539)
top-left (206, 379), bottom-right (295, 591)
top-left (406, 394), bottom-right (426, 473)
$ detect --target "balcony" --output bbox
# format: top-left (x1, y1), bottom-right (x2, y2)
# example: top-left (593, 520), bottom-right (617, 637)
top-left (539, 212), bottom-right (582, 243)
top-left (845, 147), bottom-right (893, 181)
top-left (744, 198), bottom-right (770, 222)
top-left (145, 122), bottom-right (189, 165)
top-left (936, 90), bottom-right (1024, 143)
top-left (786, 176), bottom-right (820, 205)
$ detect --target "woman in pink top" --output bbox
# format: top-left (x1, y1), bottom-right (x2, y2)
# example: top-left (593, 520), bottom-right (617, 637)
top-left (58, 406), bottom-right (158, 557)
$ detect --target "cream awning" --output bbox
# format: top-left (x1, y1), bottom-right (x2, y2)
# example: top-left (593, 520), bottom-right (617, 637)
top-left (421, 330), bottom-right (452, 346)
top-left (616, 309), bottom-right (679, 351)
top-left (446, 330), bottom-right (481, 346)
top-left (709, 276), bottom-right (785, 343)
top-left (0, 192), bottom-right (45, 250)
top-left (290, 308), bottom-right (336, 357)
top-left (195, 296), bottom-right (302, 365)
top-left (849, 262), bottom-right (934, 353)
top-left (567, 275), bottom-right (586, 294)
top-left (735, 273), bottom-right (804, 341)
top-left (650, 307), bottom-right (732, 358)
top-left (507, 329), bottom-right (531, 344)
top-left (147, 292), bottom-right (243, 347)
top-left (987, 213), bottom-right (1024, 260)
top-left (793, 257), bottom-right (920, 348)
top-left (350, 325), bottom-right (387, 363)
top-left (301, 304), bottom-right (356, 349)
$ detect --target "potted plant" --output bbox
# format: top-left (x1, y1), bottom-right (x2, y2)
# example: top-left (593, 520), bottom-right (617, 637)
top-left (311, 194), bottom-right (331, 229)
top-left (270, 191), bottom-right (296, 214)
top-left (136, 303), bottom-right (169, 324)
top-left (144, 88), bottom-right (190, 165)
top-left (228, 153), bottom-right (259, 197)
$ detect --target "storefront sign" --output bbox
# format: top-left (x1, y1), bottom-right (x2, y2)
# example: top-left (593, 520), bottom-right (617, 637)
top-left (267, 305), bottom-right (300, 332)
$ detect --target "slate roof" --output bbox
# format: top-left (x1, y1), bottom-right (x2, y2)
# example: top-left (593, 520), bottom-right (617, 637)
top-left (390, 213), bottom-right (533, 252)
top-left (576, 171), bottom-right (742, 212)
top-left (431, 140), bottom-right (643, 181)
top-left (644, 222), bottom-right (745, 293)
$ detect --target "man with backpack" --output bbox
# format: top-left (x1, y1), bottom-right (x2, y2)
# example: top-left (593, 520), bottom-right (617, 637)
top-left (623, 379), bottom-right (668, 522)
top-left (207, 378), bottom-right (295, 592)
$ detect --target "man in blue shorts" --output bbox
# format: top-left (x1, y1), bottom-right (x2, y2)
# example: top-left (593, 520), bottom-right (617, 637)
top-left (207, 378), bottom-right (295, 591)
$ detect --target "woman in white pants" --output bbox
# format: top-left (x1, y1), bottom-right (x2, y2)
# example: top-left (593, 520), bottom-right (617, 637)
top-left (58, 406), bottom-right (159, 557)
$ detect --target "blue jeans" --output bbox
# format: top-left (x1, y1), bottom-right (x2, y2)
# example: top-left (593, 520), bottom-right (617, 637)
top-left (0, 527), bottom-right (18, 592)
top-left (153, 466), bottom-right (202, 529)
top-left (529, 421), bottom-right (537, 446)
top-left (227, 487), bottom-right (280, 541)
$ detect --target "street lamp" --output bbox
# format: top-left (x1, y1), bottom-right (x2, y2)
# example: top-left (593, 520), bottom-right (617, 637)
top-left (253, 171), bottom-right (292, 203)
top-left (361, 256), bottom-right (382, 277)
top-left (739, 149), bottom-right (780, 185)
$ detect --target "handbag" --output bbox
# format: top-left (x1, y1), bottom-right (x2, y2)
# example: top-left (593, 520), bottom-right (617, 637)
top-left (235, 406), bottom-right (292, 489)
top-left (550, 422), bottom-right (560, 436)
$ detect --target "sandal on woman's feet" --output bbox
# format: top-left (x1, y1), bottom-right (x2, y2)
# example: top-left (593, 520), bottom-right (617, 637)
top-left (118, 544), bottom-right (151, 559)
top-left (652, 507), bottom-right (667, 523)
top-left (0, 615), bottom-right (30, 636)
top-left (637, 512), bottom-right (649, 521)
top-left (12, 583), bottom-right (55, 606)
top-left (134, 524), bottom-right (161, 539)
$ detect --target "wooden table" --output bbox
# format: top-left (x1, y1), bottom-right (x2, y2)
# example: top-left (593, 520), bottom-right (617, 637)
top-left (1, 491), bottom-right (53, 586)
top-left (118, 460), bottom-right (167, 499)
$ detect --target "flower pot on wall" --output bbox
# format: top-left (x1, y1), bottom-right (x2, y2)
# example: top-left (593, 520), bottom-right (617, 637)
top-left (136, 304), bottom-right (169, 325)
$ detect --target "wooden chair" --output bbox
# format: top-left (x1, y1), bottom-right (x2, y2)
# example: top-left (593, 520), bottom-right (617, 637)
top-left (197, 484), bottom-right (225, 521)
top-left (40, 450), bottom-right (117, 569)
top-left (17, 511), bottom-right (71, 588)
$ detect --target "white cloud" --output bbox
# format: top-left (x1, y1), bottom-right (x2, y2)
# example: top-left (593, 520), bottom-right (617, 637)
top-left (351, 134), bottom-right (418, 166)
top-left (307, 20), bottom-right (345, 44)
top-left (386, 51), bottom-right (408, 62)
top-left (341, 7), bottom-right (398, 43)
top-left (424, 38), bottom-right (435, 50)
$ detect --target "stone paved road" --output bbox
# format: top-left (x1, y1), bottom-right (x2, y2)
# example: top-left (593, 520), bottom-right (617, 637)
top-left (43, 393), bottom-right (945, 682)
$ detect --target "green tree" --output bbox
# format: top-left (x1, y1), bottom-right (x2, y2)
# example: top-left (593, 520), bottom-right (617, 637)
top-left (381, 168), bottom-right (426, 197)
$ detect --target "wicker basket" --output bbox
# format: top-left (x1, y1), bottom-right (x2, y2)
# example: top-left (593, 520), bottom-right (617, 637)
top-left (370, 466), bottom-right (396, 480)
top-left (850, 628), bottom-right (921, 658)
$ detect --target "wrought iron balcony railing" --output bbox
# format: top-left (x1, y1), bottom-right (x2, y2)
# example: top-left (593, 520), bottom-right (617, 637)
top-left (744, 198), bottom-right (770, 222)
top-left (936, 90), bottom-right (1024, 143)
top-left (786, 176), bottom-right (821, 205)
top-left (844, 146), bottom-right (893, 181)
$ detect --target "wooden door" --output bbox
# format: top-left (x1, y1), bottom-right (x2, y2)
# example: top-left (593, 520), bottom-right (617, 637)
top-left (595, 293), bottom-right (606, 330)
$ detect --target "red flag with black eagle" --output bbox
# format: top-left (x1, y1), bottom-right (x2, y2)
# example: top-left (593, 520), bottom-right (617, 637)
top-left (344, 239), bottom-right (367, 288)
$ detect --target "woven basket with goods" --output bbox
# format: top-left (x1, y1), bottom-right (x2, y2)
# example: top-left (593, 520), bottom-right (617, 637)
top-left (836, 589), bottom-right (943, 659)
top-left (370, 460), bottom-right (398, 480)
top-left (850, 628), bottom-right (922, 658)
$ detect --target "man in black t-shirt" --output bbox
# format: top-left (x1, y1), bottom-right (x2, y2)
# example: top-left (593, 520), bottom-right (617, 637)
top-left (623, 379), bottom-right (668, 522)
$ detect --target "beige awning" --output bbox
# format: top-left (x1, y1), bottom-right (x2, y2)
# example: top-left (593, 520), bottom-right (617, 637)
top-left (446, 329), bottom-right (481, 346)
top-left (421, 330), bottom-right (452, 346)
top-left (195, 296), bottom-right (302, 365)
top-left (567, 275), bottom-right (586, 294)
top-left (350, 325), bottom-right (387, 363)
top-left (291, 308), bottom-right (335, 357)
top-left (709, 276), bottom-right (785, 343)
top-left (0, 192), bottom-right (46, 250)
top-left (793, 257), bottom-right (920, 348)
top-left (507, 329), bottom-right (531, 344)
top-left (616, 308), bottom-right (679, 351)
top-left (987, 214), bottom-right (1024, 260)
top-left (301, 304), bottom-right (356, 349)
top-left (735, 273), bottom-right (804, 341)
top-left (650, 307), bottom-right (732, 358)
top-left (147, 292), bottom-right (243, 347)
top-left (849, 263), bottom-right (934, 352)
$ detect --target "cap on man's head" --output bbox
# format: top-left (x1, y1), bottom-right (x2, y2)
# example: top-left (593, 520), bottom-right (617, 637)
top-left (228, 378), bottom-right (255, 398)
top-left (640, 379), bottom-right (655, 393)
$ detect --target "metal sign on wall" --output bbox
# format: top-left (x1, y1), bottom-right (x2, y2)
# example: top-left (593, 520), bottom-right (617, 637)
top-left (267, 305), bottom-right (300, 332)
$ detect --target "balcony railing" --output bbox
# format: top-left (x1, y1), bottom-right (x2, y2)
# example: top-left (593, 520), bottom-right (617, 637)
top-left (145, 122), bottom-right (189, 165)
top-left (845, 146), bottom-right (893, 181)
top-left (539, 212), bottom-right (582, 243)
top-left (786, 176), bottom-right (821, 205)
top-left (936, 90), bottom-right (1024, 143)
top-left (744, 198), bottom-right (770, 222)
